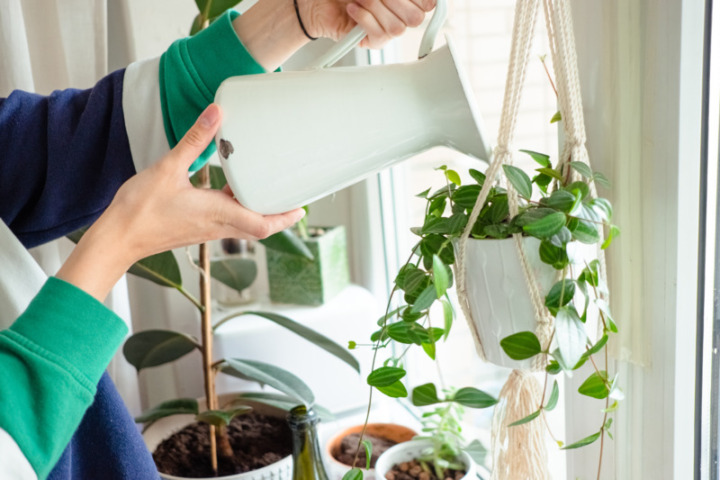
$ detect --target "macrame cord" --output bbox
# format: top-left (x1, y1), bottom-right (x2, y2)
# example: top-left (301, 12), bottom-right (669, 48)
top-left (452, 0), bottom-right (610, 478)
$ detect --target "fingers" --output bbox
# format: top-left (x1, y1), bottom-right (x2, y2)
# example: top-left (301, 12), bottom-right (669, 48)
top-left (212, 190), bottom-right (306, 240)
top-left (170, 104), bottom-right (223, 169)
top-left (348, 0), bottom-right (405, 48)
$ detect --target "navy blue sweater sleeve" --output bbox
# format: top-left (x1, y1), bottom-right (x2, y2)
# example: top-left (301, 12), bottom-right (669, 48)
top-left (0, 69), bottom-right (136, 248)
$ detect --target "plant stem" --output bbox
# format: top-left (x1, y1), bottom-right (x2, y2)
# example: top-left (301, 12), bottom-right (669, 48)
top-left (540, 55), bottom-right (558, 98)
top-left (176, 285), bottom-right (204, 311)
top-left (198, 164), bottom-right (221, 474)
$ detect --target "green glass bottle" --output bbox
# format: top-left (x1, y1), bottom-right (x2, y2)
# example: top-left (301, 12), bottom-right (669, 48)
top-left (288, 405), bottom-right (330, 480)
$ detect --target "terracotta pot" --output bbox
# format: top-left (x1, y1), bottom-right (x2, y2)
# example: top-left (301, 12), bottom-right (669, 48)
top-left (142, 394), bottom-right (292, 480)
top-left (324, 423), bottom-right (417, 480)
top-left (374, 439), bottom-right (476, 480)
top-left (460, 236), bottom-right (599, 369)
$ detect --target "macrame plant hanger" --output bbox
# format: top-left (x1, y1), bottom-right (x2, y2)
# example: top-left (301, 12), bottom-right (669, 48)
top-left (453, 0), bottom-right (608, 478)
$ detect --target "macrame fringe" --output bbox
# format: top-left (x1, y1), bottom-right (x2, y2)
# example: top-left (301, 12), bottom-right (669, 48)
top-left (491, 370), bottom-right (550, 480)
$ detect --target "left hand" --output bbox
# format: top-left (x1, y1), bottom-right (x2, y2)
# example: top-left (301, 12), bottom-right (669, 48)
top-left (303, 0), bottom-right (437, 49)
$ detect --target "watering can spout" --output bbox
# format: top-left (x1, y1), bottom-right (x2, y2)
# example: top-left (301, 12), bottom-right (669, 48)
top-left (214, 0), bottom-right (490, 215)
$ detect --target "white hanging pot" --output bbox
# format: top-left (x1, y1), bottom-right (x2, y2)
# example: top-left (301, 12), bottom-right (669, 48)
top-left (142, 395), bottom-right (292, 480)
top-left (374, 439), bottom-right (476, 480)
top-left (460, 236), bottom-right (599, 369)
top-left (213, 0), bottom-right (491, 215)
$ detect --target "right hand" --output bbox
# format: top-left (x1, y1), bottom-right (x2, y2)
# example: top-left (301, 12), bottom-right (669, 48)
top-left (57, 104), bottom-right (305, 300)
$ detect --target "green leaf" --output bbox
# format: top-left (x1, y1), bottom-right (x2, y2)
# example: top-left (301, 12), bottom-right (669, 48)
top-left (546, 360), bottom-right (562, 375)
top-left (463, 440), bottom-right (488, 465)
top-left (502, 165), bottom-right (533, 198)
top-left (508, 409), bottom-right (541, 427)
top-left (594, 298), bottom-right (618, 333)
top-left (348, 341), bottom-right (357, 350)
top-left (416, 187), bottom-right (431, 198)
top-left (377, 380), bottom-right (408, 398)
top-left (602, 225), bottom-right (620, 250)
top-left (387, 322), bottom-right (422, 344)
top-left (593, 172), bottom-right (612, 189)
top-left (469, 169), bottom-right (487, 185)
top-left (194, 0), bottom-right (208, 12)
top-left (453, 387), bottom-right (498, 408)
top-left (533, 173), bottom-right (553, 193)
top-left (422, 216), bottom-right (450, 235)
top-left (342, 468), bottom-right (364, 480)
top-left (486, 195), bottom-right (510, 224)
top-left (123, 330), bottom-right (199, 371)
top-left (428, 196), bottom-right (447, 217)
top-left (210, 258), bottom-right (257, 292)
top-left (535, 167), bottom-right (564, 181)
top-left (500, 331), bottom-right (542, 360)
top-left (367, 366), bottom-right (406, 387)
top-left (562, 431), bottom-right (602, 450)
top-left (523, 212), bottom-right (567, 238)
top-left (550, 111), bottom-right (562, 123)
top-left (420, 235), bottom-right (454, 266)
top-left (545, 381), bottom-right (560, 411)
top-left (135, 398), bottom-right (199, 424)
top-left (519, 149), bottom-right (551, 168)
top-left (514, 208), bottom-right (558, 227)
top-left (421, 341), bottom-right (436, 359)
top-left (441, 299), bottom-right (454, 340)
top-left (410, 285), bottom-right (438, 313)
top-left (578, 370), bottom-right (610, 399)
top-left (447, 213), bottom-right (469, 234)
top-left (549, 227), bottom-right (572, 248)
top-left (569, 161), bottom-right (593, 179)
top-left (452, 184), bottom-right (482, 208)
top-left (128, 251), bottom-right (184, 288)
top-left (583, 334), bottom-right (609, 358)
top-left (223, 358), bottom-right (315, 407)
top-left (555, 307), bottom-right (587, 370)
top-left (445, 169), bottom-right (462, 186)
top-left (189, 13), bottom-right (205, 35)
top-left (565, 181), bottom-right (591, 200)
top-left (208, 0), bottom-right (244, 17)
top-left (570, 220), bottom-right (601, 244)
top-left (412, 383), bottom-right (442, 406)
top-left (260, 230), bottom-right (313, 259)
top-left (591, 198), bottom-right (613, 222)
top-left (541, 190), bottom-right (576, 212)
top-left (432, 254), bottom-right (450, 299)
top-left (545, 279), bottom-right (576, 310)
top-left (215, 311), bottom-right (359, 373)
top-left (362, 439), bottom-right (373, 470)
top-left (196, 406), bottom-right (252, 427)
top-left (539, 239), bottom-right (570, 269)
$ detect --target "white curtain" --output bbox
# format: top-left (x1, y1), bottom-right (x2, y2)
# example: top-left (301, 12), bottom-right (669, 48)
top-left (0, 0), bottom-right (145, 414)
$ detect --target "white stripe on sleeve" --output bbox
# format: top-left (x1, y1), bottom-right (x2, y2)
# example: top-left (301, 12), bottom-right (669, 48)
top-left (122, 57), bottom-right (170, 173)
top-left (0, 428), bottom-right (37, 480)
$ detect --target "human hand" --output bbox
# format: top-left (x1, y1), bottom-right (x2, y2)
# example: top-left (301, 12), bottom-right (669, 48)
top-left (57, 104), bottom-right (305, 300)
top-left (302, 0), bottom-right (437, 49)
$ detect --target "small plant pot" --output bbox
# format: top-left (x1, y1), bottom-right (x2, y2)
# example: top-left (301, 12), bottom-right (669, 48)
top-left (325, 423), bottom-right (417, 479)
top-left (143, 394), bottom-right (292, 480)
top-left (461, 236), bottom-right (599, 369)
top-left (266, 225), bottom-right (350, 306)
top-left (374, 439), bottom-right (476, 480)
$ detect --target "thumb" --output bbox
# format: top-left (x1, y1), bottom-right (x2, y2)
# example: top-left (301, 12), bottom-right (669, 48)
top-left (170, 104), bottom-right (223, 169)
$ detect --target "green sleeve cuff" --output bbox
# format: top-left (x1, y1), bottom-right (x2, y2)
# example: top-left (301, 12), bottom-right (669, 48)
top-left (159, 10), bottom-right (268, 172)
top-left (9, 277), bottom-right (128, 386)
top-left (0, 277), bottom-right (127, 478)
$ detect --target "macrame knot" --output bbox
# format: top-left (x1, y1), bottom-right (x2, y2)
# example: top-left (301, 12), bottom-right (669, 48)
top-left (493, 145), bottom-right (514, 159)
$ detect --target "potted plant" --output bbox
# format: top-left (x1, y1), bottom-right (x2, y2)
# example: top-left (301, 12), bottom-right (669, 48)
top-left (265, 211), bottom-right (350, 306)
top-left (325, 423), bottom-right (417, 479)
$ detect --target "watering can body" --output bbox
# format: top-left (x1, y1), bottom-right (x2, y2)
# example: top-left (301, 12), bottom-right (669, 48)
top-left (213, 0), bottom-right (489, 215)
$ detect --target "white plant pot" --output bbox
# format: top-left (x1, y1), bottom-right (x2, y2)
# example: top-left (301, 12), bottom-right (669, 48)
top-left (461, 236), bottom-right (599, 369)
top-left (374, 440), bottom-right (476, 480)
top-left (143, 395), bottom-right (292, 480)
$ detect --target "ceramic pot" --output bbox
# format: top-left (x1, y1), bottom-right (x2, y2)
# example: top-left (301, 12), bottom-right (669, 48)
top-left (265, 226), bottom-right (350, 306)
top-left (374, 439), bottom-right (476, 480)
top-left (142, 394), bottom-right (292, 480)
top-left (324, 423), bottom-right (417, 480)
top-left (460, 236), bottom-right (599, 369)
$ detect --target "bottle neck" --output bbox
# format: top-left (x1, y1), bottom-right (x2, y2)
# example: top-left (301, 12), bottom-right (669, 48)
top-left (288, 406), bottom-right (329, 480)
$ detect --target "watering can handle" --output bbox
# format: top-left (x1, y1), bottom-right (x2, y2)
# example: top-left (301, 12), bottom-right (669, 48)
top-left (307, 0), bottom-right (448, 69)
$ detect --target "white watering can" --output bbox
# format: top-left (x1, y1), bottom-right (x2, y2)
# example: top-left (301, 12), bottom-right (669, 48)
top-left (214, 0), bottom-right (490, 214)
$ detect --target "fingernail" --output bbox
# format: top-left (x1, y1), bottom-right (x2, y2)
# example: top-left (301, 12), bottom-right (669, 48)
top-left (199, 105), bottom-right (219, 127)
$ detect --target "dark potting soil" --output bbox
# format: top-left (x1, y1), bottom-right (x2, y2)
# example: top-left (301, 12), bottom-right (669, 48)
top-left (152, 412), bottom-right (292, 478)
top-left (384, 459), bottom-right (466, 480)
top-left (334, 432), bottom-right (397, 468)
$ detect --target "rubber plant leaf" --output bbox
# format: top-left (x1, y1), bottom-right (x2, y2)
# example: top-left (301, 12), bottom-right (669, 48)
top-left (214, 311), bottom-right (360, 373)
top-left (123, 330), bottom-right (200, 372)
top-left (135, 398), bottom-right (199, 424)
top-left (223, 358), bottom-right (315, 407)
top-left (260, 229), bottom-right (313, 260)
top-left (210, 258), bottom-right (257, 292)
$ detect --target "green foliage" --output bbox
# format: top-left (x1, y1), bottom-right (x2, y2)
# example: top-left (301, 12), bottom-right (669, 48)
top-left (222, 358), bottom-right (315, 407)
top-left (210, 258), bottom-right (258, 292)
top-left (123, 330), bottom-right (200, 371)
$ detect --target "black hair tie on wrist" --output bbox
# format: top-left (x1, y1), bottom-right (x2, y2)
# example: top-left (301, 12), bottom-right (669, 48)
top-left (294, 0), bottom-right (318, 41)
